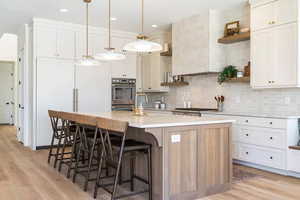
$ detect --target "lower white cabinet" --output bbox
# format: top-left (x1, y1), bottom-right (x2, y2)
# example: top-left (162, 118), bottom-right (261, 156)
top-left (203, 113), bottom-right (300, 175)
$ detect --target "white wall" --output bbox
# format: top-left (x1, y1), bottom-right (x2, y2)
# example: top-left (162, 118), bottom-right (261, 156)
top-left (0, 33), bottom-right (18, 125)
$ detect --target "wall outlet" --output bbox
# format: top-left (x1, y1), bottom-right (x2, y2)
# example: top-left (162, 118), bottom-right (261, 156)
top-left (285, 97), bottom-right (291, 105)
top-left (171, 135), bottom-right (181, 143)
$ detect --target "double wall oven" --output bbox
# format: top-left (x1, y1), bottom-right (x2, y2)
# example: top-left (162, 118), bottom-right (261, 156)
top-left (111, 78), bottom-right (136, 111)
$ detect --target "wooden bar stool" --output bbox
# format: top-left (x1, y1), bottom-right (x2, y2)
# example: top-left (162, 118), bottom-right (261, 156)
top-left (93, 117), bottom-right (152, 200)
top-left (48, 110), bottom-right (68, 168)
top-left (67, 113), bottom-right (103, 191)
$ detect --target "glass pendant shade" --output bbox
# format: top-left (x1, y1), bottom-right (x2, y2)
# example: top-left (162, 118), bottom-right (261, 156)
top-left (95, 48), bottom-right (126, 61)
top-left (76, 56), bottom-right (100, 66)
top-left (123, 39), bottom-right (162, 53)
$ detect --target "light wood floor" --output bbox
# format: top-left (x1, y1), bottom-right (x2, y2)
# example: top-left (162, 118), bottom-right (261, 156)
top-left (1, 125), bottom-right (300, 200)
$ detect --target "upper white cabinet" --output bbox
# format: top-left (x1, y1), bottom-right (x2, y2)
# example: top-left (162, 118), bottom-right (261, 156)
top-left (251, 0), bottom-right (298, 32)
top-left (250, 1), bottom-right (300, 88)
top-left (172, 10), bottom-right (226, 75)
top-left (35, 24), bottom-right (75, 59)
top-left (111, 37), bottom-right (137, 79)
top-left (141, 37), bottom-right (170, 92)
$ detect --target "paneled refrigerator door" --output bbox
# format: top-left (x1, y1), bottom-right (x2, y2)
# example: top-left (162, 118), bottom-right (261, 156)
top-left (36, 58), bottom-right (75, 147)
top-left (75, 63), bottom-right (111, 113)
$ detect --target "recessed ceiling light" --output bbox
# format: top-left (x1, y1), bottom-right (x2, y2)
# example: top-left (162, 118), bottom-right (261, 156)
top-left (60, 8), bottom-right (69, 13)
top-left (152, 24), bottom-right (158, 28)
top-left (110, 17), bottom-right (117, 21)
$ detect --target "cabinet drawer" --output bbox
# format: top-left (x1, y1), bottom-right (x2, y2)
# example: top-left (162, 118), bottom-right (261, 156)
top-left (288, 150), bottom-right (300, 173)
top-left (239, 127), bottom-right (286, 149)
top-left (239, 144), bottom-right (286, 170)
top-left (237, 117), bottom-right (286, 129)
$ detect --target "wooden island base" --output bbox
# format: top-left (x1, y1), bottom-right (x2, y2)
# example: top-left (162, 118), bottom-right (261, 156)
top-left (124, 123), bottom-right (232, 200)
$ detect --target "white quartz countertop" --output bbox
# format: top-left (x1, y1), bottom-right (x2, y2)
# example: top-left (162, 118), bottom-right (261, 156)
top-left (202, 111), bottom-right (300, 119)
top-left (79, 111), bottom-right (235, 128)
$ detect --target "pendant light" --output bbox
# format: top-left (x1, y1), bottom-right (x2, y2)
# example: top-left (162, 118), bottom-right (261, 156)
top-left (123, 0), bottom-right (162, 53)
top-left (95, 0), bottom-right (126, 61)
top-left (76, 0), bottom-right (100, 66)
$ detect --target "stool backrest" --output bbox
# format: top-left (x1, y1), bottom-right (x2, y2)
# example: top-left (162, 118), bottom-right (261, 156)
top-left (48, 110), bottom-right (62, 137)
top-left (70, 113), bottom-right (97, 127)
top-left (96, 117), bottom-right (129, 134)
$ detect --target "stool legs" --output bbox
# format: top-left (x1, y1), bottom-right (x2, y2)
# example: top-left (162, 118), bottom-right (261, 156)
top-left (47, 134), bottom-right (55, 164)
top-left (67, 127), bottom-right (79, 178)
top-left (53, 136), bottom-right (62, 168)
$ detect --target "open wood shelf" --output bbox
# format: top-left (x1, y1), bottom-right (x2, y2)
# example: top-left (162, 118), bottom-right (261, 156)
top-left (289, 146), bottom-right (300, 150)
top-left (218, 32), bottom-right (250, 44)
top-left (225, 76), bottom-right (250, 83)
top-left (161, 82), bottom-right (189, 87)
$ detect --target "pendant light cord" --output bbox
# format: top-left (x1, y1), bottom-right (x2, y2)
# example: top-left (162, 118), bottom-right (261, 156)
top-left (141, 0), bottom-right (144, 35)
top-left (108, 0), bottom-right (111, 48)
top-left (86, 2), bottom-right (89, 56)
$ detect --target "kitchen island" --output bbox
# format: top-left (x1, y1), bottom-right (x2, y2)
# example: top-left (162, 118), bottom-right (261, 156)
top-left (80, 111), bottom-right (234, 200)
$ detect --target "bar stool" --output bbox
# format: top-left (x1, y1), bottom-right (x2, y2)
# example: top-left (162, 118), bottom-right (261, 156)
top-left (67, 113), bottom-right (103, 191)
top-left (48, 110), bottom-right (69, 168)
top-left (93, 117), bottom-right (152, 200)
top-left (57, 112), bottom-right (80, 172)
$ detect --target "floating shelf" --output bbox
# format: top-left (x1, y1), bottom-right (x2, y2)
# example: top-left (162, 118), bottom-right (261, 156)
top-left (289, 146), bottom-right (300, 151)
top-left (161, 82), bottom-right (189, 87)
top-left (225, 76), bottom-right (250, 83)
top-left (218, 32), bottom-right (250, 44)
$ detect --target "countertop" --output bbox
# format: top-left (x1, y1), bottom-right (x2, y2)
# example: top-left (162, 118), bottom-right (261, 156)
top-left (78, 111), bottom-right (235, 129)
top-left (202, 111), bottom-right (300, 119)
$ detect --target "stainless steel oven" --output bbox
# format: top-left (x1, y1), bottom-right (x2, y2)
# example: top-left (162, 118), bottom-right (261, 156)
top-left (112, 78), bottom-right (136, 111)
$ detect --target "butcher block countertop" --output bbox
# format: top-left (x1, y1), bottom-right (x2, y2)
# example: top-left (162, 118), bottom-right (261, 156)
top-left (78, 111), bottom-right (235, 128)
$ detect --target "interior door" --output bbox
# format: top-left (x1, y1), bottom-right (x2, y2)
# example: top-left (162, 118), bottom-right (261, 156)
top-left (0, 62), bottom-right (14, 124)
top-left (36, 58), bottom-right (74, 146)
top-left (273, 23), bottom-right (298, 86)
top-left (75, 63), bottom-right (111, 113)
top-left (251, 29), bottom-right (274, 88)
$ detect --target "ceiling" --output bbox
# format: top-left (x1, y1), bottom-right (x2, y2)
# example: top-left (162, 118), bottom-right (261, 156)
top-left (0, 0), bottom-right (248, 36)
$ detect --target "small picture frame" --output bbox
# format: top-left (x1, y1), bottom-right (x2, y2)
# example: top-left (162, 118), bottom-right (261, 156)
top-left (224, 21), bottom-right (240, 37)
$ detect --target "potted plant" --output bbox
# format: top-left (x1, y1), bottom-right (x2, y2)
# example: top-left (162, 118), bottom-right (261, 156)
top-left (218, 65), bottom-right (238, 84)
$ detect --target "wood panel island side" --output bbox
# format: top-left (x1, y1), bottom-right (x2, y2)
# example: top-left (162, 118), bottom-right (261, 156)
top-left (79, 111), bottom-right (235, 200)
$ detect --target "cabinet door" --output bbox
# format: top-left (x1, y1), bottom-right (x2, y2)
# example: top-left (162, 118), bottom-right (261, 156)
top-left (273, 23), bottom-right (298, 86)
top-left (57, 29), bottom-right (75, 59)
top-left (75, 63), bottom-right (111, 113)
top-left (275, 0), bottom-right (298, 26)
top-left (142, 54), bottom-right (152, 91)
top-left (36, 26), bottom-right (57, 58)
top-left (36, 58), bottom-right (74, 146)
top-left (111, 37), bottom-right (137, 79)
top-left (136, 55), bottom-right (143, 92)
top-left (251, 29), bottom-right (274, 88)
top-left (251, 2), bottom-right (275, 31)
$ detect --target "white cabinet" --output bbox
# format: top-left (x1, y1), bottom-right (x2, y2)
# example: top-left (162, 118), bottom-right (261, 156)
top-left (75, 64), bottom-right (111, 113)
top-left (251, 0), bottom-right (298, 32)
top-left (251, 23), bottom-right (298, 88)
top-left (202, 113), bottom-right (299, 175)
top-left (141, 38), bottom-right (169, 92)
top-left (36, 58), bottom-right (74, 146)
top-left (35, 25), bottom-right (75, 59)
top-left (111, 37), bottom-right (136, 79)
